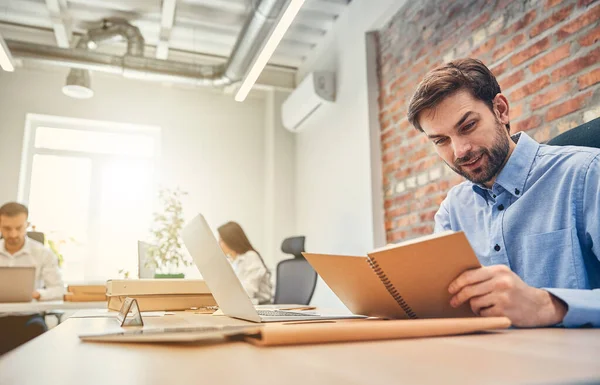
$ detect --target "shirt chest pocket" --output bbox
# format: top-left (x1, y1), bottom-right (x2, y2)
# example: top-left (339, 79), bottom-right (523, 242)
top-left (522, 227), bottom-right (578, 289)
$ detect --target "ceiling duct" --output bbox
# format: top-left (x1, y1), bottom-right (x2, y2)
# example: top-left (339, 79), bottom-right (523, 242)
top-left (63, 18), bottom-right (144, 98)
top-left (7, 0), bottom-right (289, 90)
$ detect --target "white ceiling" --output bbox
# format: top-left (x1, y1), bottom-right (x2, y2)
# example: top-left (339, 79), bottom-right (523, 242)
top-left (0, 0), bottom-right (351, 69)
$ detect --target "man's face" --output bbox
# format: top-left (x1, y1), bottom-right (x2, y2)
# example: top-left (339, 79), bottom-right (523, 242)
top-left (418, 90), bottom-right (513, 187)
top-left (0, 213), bottom-right (28, 249)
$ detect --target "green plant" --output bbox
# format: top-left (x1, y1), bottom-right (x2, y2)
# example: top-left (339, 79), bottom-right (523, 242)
top-left (146, 187), bottom-right (191, 275)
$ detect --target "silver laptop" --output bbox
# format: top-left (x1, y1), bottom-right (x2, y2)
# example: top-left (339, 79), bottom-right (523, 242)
top-left (182, 214), bottom-right (365, 323)
top-left (0, 266), bottom-right (36, 302)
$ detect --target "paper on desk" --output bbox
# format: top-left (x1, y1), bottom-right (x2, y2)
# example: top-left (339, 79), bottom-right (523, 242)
top-left (71, 309), bottom-right (173, 318)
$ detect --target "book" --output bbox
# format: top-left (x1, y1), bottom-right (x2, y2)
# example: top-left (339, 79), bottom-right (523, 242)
top-left (63, 292), bottom-right (107, 302)
top-left (105, 279), bottom-right (210, 296)
top-left (66, 284), bottom-right (106, 295)
top-left (303, 231), bottom-right (482, 319)
top-left (107, 294), bottom-right (217, 312)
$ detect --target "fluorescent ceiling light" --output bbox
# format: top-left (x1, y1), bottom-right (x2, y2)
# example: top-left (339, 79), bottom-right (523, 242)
top-left (0, 33), bottom-right (16, 72)
top-left (235, 0), bottom-right (305, 102)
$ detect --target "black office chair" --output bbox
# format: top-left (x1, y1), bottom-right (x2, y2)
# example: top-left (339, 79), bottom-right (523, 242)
top-left (547, 117), bottom-right (600, 148)
top-left (273, 236), bottom-right (318, 305)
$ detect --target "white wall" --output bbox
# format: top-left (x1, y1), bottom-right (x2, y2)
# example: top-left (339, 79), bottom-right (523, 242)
top-left (0, 65), bottom-right (293, 268)
top-left (294, 0), bottom-right (406, 308)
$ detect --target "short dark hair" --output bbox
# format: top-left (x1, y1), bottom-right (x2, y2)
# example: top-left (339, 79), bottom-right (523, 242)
top-left (407, 58), bottom-right (509, 133)
top-left (0, 202), bottom-right (29, 218)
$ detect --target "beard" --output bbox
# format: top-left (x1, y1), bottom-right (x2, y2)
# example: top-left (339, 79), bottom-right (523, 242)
top-left (447, 121), bottom-right (511, 185)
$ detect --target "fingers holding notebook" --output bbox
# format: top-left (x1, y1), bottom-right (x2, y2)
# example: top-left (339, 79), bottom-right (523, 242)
top-left (449, 265), bottom-right (567, 327)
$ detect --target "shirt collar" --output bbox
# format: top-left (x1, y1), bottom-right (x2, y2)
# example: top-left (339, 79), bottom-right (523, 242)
top-left (0, 236), bottom-right (32, 257)
top-left (471, 132), bottom-right (539, 200)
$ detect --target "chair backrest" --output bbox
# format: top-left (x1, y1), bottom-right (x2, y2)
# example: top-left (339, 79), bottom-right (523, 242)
top-left (27, 231), bottom-right (45, 244)
top-left (273, 258), bottom-right (318, 305)
top-left (280, 236), bottom-right (305, 258)
top-left (546, 117), bottom-right (600, 148)
top-left (273, 236), bottom-right (317, 305)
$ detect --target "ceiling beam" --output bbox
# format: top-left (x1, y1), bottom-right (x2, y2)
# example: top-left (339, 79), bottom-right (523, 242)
top-left (44, 0), bottom-right (72, 48)
top-left (156, 0), bottom-right (177, 60)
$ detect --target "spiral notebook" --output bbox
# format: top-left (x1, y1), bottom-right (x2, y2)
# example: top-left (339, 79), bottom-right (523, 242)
top-left (303, 231), bottom-right (481, 319)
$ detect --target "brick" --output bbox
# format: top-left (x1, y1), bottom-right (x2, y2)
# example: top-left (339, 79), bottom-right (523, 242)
top-left (533, 125), bottom-right (552, 142)
top-left (510, 37), bottom-right (551, 66)
top-left (487, 15), bottom-right (506, 36)
top-left (387, 230), bottom-right (407, 243)
top-left (511, 103), bottom-right (524, 120)
top-left (557, 4), bottom-right (600, 40)
top-left (381, 128), bottom-right (397, 142)
top-left (546, 0), bottom-right (565, 9)
top-left (531, 82), bottom-right (573, 110)
top-left (470, 13), bottom-right (491, 32)
top-left (491, 61), bottom-right (509, 77)
top-left (502, 10), bottom-right (537, 36)
top-left (578, 68), bottom-right (600, 90)
top-left (578, 0), bottom-right (599, 6)
top-left (419, 209), bottom-right (437, 223)
top-left (493, 34), bottom-right (525, 61)
top-left (551, 47), bottom-right (600, 81)
top-left (530, 43), bottom-right (571, 74)
top-left (511, 76), bottom-right (551, 101)
top-left (579, 25), bottom-right (600, 46)
top-left (545, 91), bottom-right (593, 121)
top-left (499, 70), bottom-right (525, 90)
top-left (513, 115), bottom-right (542, 132)
top-left (472, 37), bottom-right (497, 57)
top-left (530, 5), bottom-right (574, 37)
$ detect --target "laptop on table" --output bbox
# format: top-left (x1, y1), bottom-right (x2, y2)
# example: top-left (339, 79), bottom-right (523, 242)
top-left (181, 214), bottom-right (365, 323)
top-left (0, 266), bottom-right (36, 302)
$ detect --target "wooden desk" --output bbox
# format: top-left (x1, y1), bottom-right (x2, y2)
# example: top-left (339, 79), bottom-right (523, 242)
top-left (0, 300), bottom-right (107, 313)
top-left (0, 313), bottom-right (598, 385)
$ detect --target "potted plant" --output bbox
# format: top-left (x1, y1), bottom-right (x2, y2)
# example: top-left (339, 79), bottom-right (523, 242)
top-left (145, 187), bottom-right (191, 278)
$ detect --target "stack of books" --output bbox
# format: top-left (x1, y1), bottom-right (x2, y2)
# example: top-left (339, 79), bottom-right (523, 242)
top-left (105, 279), bottom-right (216, 311)
top-left (64, 283), bottom-right (107, 302)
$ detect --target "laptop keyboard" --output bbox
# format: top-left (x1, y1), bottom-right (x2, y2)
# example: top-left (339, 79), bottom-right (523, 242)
top-left (257, 310), bottom-right (314, 317)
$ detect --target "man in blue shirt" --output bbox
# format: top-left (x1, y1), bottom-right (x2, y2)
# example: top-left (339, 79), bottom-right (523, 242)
top-left (407, 58), bottom-right (600, 327)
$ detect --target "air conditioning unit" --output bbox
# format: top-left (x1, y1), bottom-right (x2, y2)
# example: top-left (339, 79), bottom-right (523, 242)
top-left (281, 71), bottom-right (335, 132)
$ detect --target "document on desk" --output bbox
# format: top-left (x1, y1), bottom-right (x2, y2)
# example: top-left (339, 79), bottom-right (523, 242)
top-left (79, 316), bottom-right (511, 345)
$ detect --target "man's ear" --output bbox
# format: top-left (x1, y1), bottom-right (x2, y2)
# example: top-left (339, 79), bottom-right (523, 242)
top-left (493, 93), bottom-right (510, 126)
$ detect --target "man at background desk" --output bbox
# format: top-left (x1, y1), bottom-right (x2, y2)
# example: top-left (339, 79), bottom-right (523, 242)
top-left (407, 58), bottom-right (600, 328)
top-left (0, 202), bottom-right (64, 355)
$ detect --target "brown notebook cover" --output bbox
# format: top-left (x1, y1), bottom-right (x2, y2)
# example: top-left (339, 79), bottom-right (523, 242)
top-left (247, 317), bottom-right (510, 346)
top-left (304, 231), bottom-right (481, 319)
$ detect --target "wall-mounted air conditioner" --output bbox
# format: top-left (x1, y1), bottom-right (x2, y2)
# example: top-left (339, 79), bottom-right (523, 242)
top-left (281, 71), bottom-right (335, 132)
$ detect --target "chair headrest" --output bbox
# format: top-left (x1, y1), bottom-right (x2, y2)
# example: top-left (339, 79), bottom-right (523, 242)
top-left (281, 236), bottom-right (306, 258)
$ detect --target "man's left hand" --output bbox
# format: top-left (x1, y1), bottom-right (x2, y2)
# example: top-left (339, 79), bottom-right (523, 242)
top-left (32, 291), bottom-right (41, 300)
top-left (448, 265), bottom-right (567, 327)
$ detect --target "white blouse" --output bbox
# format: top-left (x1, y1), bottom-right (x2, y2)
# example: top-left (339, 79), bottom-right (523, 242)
top-left (230, 250), bottom-right (273, 304)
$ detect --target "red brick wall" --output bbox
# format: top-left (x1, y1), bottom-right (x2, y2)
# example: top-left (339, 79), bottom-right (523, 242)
top-left (376, 0), bottom-right (600, 243)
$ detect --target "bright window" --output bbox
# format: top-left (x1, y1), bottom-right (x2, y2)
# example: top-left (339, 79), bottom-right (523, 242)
top-left (19, 115), bottom-right (160, 282)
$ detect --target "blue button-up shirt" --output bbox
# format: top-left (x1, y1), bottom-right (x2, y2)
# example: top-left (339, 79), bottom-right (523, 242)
top-left (434, 132), bottom-right (600, 327)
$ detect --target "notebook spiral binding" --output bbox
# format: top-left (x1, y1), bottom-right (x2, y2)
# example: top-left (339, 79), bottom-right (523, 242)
top-left (368, 257), bottom-right (418, 319)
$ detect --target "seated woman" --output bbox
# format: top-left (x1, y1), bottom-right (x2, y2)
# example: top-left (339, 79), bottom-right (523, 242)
top-left (217, 221), bottom-right (273, 304)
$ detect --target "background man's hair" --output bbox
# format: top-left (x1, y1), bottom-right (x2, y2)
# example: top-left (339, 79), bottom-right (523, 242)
top-left (407, 58), bottom-right (509, 133)
top-left (0, 202), bottom-right (29, 218)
